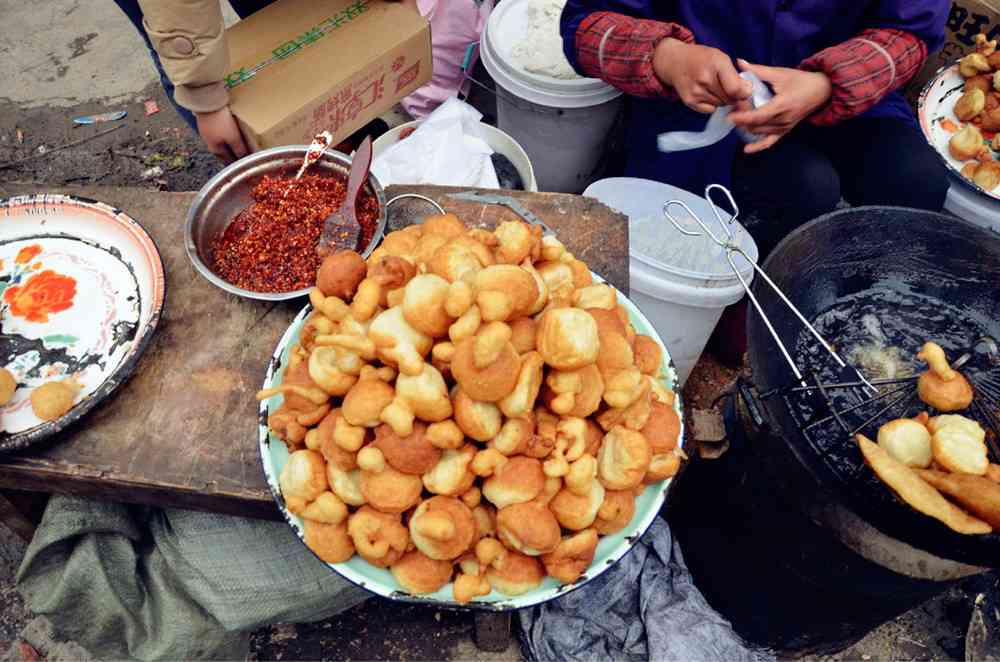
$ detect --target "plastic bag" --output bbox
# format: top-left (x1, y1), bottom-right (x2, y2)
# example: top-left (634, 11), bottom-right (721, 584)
top-left (657, 71), bottom-right (774, 153)
top-left (401, 0), bottom-right (494, 119)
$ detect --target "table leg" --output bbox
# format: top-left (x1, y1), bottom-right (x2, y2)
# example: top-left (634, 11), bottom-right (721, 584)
top-left (0, 489), bottom-right (38, 543)
top-left (473, 612), bottom-right (512, 652)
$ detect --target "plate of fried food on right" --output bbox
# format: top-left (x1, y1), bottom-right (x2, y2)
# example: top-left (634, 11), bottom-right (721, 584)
top-left (918, 33), bottom-right (1000, 201)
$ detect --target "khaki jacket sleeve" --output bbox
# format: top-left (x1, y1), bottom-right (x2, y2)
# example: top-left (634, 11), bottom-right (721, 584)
top-left (136, 0), bottom-right (230, 114)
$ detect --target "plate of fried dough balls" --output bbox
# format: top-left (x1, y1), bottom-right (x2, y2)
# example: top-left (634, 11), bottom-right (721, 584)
top-left (918, 34), bottom-right (1000, 201)
top-left (257, 212), bottom-right (684, 608)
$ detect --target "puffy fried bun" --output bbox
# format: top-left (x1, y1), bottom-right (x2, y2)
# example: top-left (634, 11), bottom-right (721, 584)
top-left (641, 400), bottom-right (680, 454)
top-left (453, 389), bottom-right (503, 442)
top-left (482, 456), bottom-right (546, 509)
top-left (950, 124), bottom-right (985, 162)
top-left (429, 241), bottom-right (485, 283)
top-left (409, 496), bottom-right (477, 560)
top-left (451, 336), bottom-right (521, 402)
top-left (279, 449), bottom-right (329, 505)
top-left (347, 506), bottom-right (411, 567)
top-left (0, 368), bottom-right (16, 406)
top-left (494, 220), bottom-right (538, 264)
top-left (542, 529), bottom-right (599, 584)
top-left (929, 415), bottom-right (989, 475)
top-left (475, 265), bottom-right (540, 318)
top-left (537, 308), bottom-right (600, 370)
top-left (360, 466), bottom-right (423, 514)
top-left (542, 364), bottom-right (604, 418)
top-left (390, 550), bottom-right (454, 595)
top-left (497, 502), bottom-right (561, 555)
top-left (509, 317), bottom-right (538, 354)
top-left (917, 371), bottom-right (974, 413)
top-left (342, 378), bottom-right (395, 427)
top-left (877, 418), bottom-right (932, 468)
top-left (486, 550), bottom-right (546, 596)
top-left (369, 306), bottom-right (433, 376)
top-left (402, 274), bottom-right (453, 337)
top-left (423, 445), bottom-right (477, 496)
top-left (594, 489), bottom-right (636, 535)
top-left (549, 480), bottom-right (606, 531)
top-left (422, 213), bottom-right (467, 238)
top-left (317, 250), bottom-right (366, 299)
top-left (632, 335), bottom-right (662, 376)
top-left (598, 427), bottom-right (651, 490)
top-left (303, 520), bottom-right (355, 564)
top-left (372, 423), bottom-right (441, 475)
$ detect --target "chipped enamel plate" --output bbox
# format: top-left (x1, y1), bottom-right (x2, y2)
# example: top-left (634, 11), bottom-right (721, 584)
top-left (258, 273), bottom-right (683, 610)
top-left (917, 62), bottom-right (1000, 201)
top-left (0, 194), bottom-right (165, 452)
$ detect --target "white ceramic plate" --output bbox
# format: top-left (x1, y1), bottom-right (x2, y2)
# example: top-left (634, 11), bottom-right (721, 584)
top-left (258, 274), bottom-right (683, 610)
top-left (917, 63), bottom-right (1000, 201)
top-left (0, 194), bottom-right (165, 452)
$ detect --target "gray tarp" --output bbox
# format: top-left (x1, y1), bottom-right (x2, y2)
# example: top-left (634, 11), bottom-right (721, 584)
top-left (519, 518), bottom-right (775, 662)
top-left (18, 496), bottom-right (772, 661)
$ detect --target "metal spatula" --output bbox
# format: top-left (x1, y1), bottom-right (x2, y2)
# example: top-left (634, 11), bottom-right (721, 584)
top-left (317, 135), bottom-right (372, 257)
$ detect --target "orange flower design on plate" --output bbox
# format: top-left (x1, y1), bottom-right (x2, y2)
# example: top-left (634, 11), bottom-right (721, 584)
top-left (4, 270), bottom-right (77, 323)
top-left (15, 245), bottom-right (42, 265)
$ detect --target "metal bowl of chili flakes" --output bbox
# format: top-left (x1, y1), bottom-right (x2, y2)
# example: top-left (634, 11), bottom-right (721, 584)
top-left (185, 146), bottom-right (387, 301)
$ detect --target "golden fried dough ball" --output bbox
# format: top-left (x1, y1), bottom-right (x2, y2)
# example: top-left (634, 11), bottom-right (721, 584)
top-left (451, 333), bottom-right (521, 403)
top-left (342, 378), bottom-right (395, 427)
top-left (537, 308), bottom-right (600, 370)
top-left (304, 520), bottom-right (355, 564)
top-left (497, 502), bottom-right (561, 555)
top-left (535, 261), bottom-right (575, 306)
top-left (597, 380), bottom-right (653, 431)
top-left (422, 213), bottom-right (467, 238)
top-left (453, 573), bottom-right (492, 604)
top-left (486, 550), bottom-right (545, 596)
top-left (632, 335), bottom-right (662, 376)
top-left (475, 265), bottom-right (540, 321)
top-left (520, 260), bottom-right (550, 315)
top-left (645, 451), bottom-right (681, 483)
top-left (453, 389), bottom-right (503, 441)
top-left (549, 480), bottom-right (606, 531)
top-left (402, 274), bottom-right (453, 337)
top-left (280, 449), bottom-right (329, 510)
top-left (498, 351), bottom-right (544, 419)
top-left (966, 73), bottom-right (993, 94)
top-left (409, 496), bottom-right (477, 560)
top-left (423, 445), bottom-right (477, 496)
top-left (974, 160), bottom-right (1000, 191)
top-left (308, 346), bottom-right (358, 396)
top-left (412, 233), bottom-right (450, 266)
top-left (542, 529), bottom-right (599, 584)
top-left (490, 416), bottom-right (535, 456)
top-left (391, 550), bottom-right (454, 595)
top-left (568, 259), bottom-right (592, 289)
top-left (917, 342), bottom-right (974, 412)
top-left (327, 465), bottom-right (366, 506)
top-left (929, 415), bottom-right (989, 475)
top-left (425, 419), bottom-right (465, 450)
top-left (494, 220), bottom-right (539, 264)
top-left (298, 491), bottom-right (349, 525)
top-left (542, 364), bottom-right (605, 418)
top-left (317, 250), bottom-right (366, 300)
top-left (603, 367), bottom-right (646, 409)
top-left (30, 379), bottom-right (82, 421)
top-left (573, 284), bottom-right (616, 310)
top-left (956, 88), bottom-right (987, 121)
top-left (950, 124), bottom-right (984, 162)
top-left (348, 506), bottom-right (410, 568)
top-left (509, 317), bottom-right (538, 354)
top-left (361, 465), bottom-right (424, 514)
top-left (482, 456), bottom-right (546, 509)
top-left (594, 490), bottom-right (636, 535)
top-left (960, 52), bottom-right (992, 78)
top-left (877, 418), bottom-right (932, 468)
top-left (371, 422), bottom-right (442, 475)
top-left (369, 306), bottom-right (433, 376)
top-left (598, 427), bottom-right (651, 490)
top-left (641, 400), bottom-right (680, 454)
top-left (379, 227), bottom-right (421, 259)
top-left (382, 363), bottom-right (453, 436)
top-left (0, 368), bottom-right (16, 406)
top-left (429, 241), bottom-right (485, 283)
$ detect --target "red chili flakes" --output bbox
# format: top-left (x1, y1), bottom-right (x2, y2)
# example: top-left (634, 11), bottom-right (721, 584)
top-left (210, 173), bottom-right (379, 293)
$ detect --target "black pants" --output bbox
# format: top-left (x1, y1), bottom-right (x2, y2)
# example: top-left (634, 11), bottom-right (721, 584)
top-left (731, 117), bottom-right (949, 260)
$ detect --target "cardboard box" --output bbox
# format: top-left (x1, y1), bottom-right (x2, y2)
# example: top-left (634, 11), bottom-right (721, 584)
top-left (905, 0), bottom-right (1000, 107)
top-left (225, 0), bottom-right (432, 150)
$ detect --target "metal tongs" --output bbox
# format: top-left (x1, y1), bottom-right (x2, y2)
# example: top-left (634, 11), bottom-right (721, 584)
top-left (664, 184), bottom-right (876, 394)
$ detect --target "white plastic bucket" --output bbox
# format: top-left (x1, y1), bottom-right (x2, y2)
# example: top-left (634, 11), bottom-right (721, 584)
top-left (944, 175), bottom-right (1000, 235)
top-left (584, 178), bottom-right (759, 386)
top-left (479, 0), bottom-right (623, 193)
top-left (372, 120), bottom-right (538, 191)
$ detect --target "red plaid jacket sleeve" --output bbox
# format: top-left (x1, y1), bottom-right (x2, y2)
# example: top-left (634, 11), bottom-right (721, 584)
top-left (801, 28), bottom-right (928, 126)
top-left (574, 12), bottom-right (693, 98)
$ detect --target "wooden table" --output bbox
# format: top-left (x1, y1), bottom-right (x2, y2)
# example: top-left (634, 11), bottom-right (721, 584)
top-left (0, 183), bottom-right (628, 520)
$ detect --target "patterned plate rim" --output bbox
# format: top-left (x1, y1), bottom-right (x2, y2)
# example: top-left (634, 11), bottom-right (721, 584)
top-left (0, 194), bottom-right (167, 453)
top-left (257, 272), bottom-right (685, 610)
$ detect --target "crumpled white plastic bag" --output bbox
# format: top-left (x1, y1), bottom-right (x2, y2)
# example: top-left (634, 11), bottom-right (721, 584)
top-left (657, 71), bottom-right (774, 153)
top-left (372, 97), bottom-right (500, 188)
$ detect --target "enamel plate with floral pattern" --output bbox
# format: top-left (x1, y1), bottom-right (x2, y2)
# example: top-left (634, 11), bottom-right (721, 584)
top-left (0, 195), bottom-right (165, 452)
top-left (917, 63), bottom-right (1000, 201)
top-left (258, 273), bottom-right (683, 610)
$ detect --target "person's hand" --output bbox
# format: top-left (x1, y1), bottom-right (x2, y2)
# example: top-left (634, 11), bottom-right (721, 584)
top-left (652, 39), bottom-right (752, 114)
top-left (195, 107), bottom-right (249, 164)
top-left (728, 59), bottom-right (833, 154)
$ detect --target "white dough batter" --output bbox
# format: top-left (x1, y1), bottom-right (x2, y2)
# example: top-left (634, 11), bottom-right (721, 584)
top-left (511, 0), bottom-right (582, 80)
